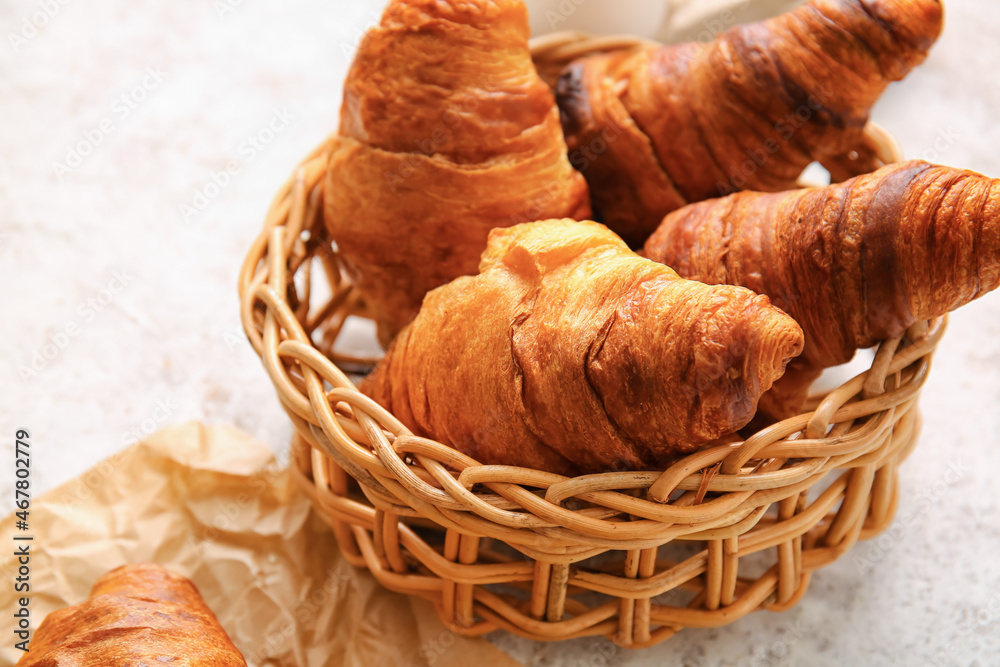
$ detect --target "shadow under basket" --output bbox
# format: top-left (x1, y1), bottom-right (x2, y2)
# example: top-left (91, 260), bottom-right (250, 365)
top-left (237, 33), bottom-right (945, 650)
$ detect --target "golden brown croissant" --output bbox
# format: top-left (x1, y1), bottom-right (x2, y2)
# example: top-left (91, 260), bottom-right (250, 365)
top-left (557, 0), bottom-right (943, 247)
top-left (325, 0), bottom-right (591, 346)
top-left (17, 564), bottom-right (246, 666)
top-left (362, 220), bottom-right (804, 475)
top-left (644, 160), bottom-right (1000, 421)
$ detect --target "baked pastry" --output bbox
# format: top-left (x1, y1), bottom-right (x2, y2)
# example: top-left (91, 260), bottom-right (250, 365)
top-left (557, 0), bottom-right (944, 246)
top-left (17, 563), bottom-right (246, 666)
top-left (644, 160), bottom-right (1000, 421)
top-left (325, 0), bottom-right (591, 347)
top-left (363, 220), bottom-right (804, 475)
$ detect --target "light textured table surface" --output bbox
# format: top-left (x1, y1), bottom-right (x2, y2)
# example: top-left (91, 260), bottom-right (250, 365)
top-left (2, 1), bottom-right (999, 665)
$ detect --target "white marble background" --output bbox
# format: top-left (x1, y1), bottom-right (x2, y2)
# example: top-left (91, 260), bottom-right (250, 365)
top-left (2, 0), bottom-right (999, 665)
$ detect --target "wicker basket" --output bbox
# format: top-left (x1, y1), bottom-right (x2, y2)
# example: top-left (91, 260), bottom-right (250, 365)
top-left (237, 34), bottom-right (944, 648)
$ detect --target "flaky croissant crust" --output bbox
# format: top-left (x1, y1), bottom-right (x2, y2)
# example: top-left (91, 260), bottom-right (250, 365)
top-left (326, 0), bottom-right (590, 345)
top-left (364, 220), bottom-right (804, 475)
top-left (645, 160), bottom-right (1000, 420)
top-left (557, 0), bottom-right (943, 246)
top-left (17, 564), bottom-right (246, 667)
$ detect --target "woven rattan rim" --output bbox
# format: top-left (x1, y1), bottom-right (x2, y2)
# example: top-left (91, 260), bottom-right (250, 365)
top-left (237, 32), bottom-right (939, 647)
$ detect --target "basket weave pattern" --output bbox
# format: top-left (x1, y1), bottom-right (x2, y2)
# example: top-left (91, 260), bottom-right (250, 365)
top-left (238, 34), bottom-right (941, 647)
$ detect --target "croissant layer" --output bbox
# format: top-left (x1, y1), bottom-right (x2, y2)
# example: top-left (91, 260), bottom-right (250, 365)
top-left (558, 0), bottom-right (943, 246)
top-left (326, 0), bottom-right (590, 345)
top-left (17, 564), bottom-right (246, 666)
top-left (644, 161), bottom-right (1000, 419)
top-left (363, 220), bottom-right (804, 475)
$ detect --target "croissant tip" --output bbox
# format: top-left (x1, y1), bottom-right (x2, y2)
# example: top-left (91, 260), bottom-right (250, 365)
top-left (861, 0), bottom-right (945, 50)
top-left (742, 298), bottom-right (806, 379)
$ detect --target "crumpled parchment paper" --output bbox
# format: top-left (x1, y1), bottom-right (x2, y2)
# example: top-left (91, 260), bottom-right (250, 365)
top-left (0, 423), bottom-right (521, 667)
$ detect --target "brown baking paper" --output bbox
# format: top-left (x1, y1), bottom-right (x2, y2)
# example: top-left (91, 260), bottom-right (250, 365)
top-left (0, 422), bottom-right (521, 667)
